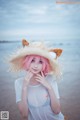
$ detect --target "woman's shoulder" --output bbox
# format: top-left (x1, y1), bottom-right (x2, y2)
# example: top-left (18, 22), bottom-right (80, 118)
top-left (15, 77), bottom-right (24, 87)
top-left (46, 74), bottom-right (56, 82)
top-left (46, 74), bottom-right (58, 87)
top-left (46, 74), bottom-right (60, 98)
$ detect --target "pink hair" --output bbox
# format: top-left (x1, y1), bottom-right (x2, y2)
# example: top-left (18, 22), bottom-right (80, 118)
top-left (22, 55), bottom-right (51, 76)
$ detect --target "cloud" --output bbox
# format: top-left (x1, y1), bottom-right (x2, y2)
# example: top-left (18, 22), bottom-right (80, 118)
top-left (28, 6), bottom-right (48, 15)
top-left (0, 0), bottom-right (80, 40)
top-left (0, 28), bottom-right (54, 37)
top-left (0, 24), bottom-right (79, 38)
top-left (17, 3), bottom-right (48, 15)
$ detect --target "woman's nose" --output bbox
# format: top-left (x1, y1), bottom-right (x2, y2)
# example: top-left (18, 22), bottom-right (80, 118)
top-left (34, 64), bottom-right (38, 68)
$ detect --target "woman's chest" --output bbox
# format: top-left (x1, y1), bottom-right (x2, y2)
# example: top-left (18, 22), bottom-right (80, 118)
top-left (27, 86), bottom-right (50, 107)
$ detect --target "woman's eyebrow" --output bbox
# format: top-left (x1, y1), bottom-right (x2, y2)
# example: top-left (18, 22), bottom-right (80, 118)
top-left (33, 57), bottom-right (35, 60)
top-left (40, 59), bottom-right (43, 61)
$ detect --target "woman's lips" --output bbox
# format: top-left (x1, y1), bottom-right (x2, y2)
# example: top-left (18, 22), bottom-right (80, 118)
top-left (32, 68), bottom-right (38, 71)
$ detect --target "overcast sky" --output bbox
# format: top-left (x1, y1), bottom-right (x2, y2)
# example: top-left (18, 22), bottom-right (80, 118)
top-left (0, 0), bottom-right (80, 41)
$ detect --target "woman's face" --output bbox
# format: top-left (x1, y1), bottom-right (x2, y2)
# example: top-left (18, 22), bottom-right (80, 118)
top-left (29, 57), bottom-right (43, 74)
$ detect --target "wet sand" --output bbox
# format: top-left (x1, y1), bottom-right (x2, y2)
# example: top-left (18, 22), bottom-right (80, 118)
top-left (0, 40), bottom-right (80, 120)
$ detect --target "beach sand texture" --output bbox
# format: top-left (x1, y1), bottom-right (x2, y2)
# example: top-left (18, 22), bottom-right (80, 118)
top-left (0, 39), bottom-right (80, 120)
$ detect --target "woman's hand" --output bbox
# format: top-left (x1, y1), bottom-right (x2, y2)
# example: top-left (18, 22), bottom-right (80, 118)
top-left (35, 71), bottom-right (51, 90)
top-left (23, 71), bottom-right (33, 88)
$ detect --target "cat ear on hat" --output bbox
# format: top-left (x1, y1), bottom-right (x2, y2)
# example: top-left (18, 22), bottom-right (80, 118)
top-left (49, 48), bottom-right (63, 59)
top-left (22, 39), bottom-right (29, 47)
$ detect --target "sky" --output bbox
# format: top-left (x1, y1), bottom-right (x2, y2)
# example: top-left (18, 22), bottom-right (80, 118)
top-left (0, 0), bottom-right (80, 41)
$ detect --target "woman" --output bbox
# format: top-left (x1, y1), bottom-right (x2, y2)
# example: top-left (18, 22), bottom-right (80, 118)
top-left (9, 39), bottom-right (64, 120)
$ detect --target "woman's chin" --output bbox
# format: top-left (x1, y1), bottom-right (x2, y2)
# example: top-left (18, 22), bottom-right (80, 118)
top-left (31, 70), bottom-right (40, 74)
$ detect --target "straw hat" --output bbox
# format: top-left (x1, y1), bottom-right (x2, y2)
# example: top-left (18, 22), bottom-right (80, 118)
top-left (9, 39), bottom-right (63, 77)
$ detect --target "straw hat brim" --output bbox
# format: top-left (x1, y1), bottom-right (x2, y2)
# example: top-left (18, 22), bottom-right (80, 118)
top-left (9, 46), bottom-right (60, 76)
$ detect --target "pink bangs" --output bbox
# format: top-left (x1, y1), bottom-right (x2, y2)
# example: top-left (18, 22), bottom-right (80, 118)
top-left (22, 55), bottom-right (51, 76)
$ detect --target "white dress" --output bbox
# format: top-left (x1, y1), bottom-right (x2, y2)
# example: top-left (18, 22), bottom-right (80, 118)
top-left (15, 75), bottom-right (64, 120)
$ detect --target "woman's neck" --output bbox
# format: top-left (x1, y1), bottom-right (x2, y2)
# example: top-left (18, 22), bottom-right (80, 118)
top-left (29, 74), bottom-right (40, 85)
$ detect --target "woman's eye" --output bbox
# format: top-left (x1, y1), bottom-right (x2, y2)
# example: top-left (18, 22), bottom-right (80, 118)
top-left (39, 60), bottom-right (43, 64)
top-left (31, 59), bottom-right (35, 62)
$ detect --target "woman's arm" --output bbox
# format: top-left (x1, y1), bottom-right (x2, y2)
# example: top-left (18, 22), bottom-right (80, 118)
top-left (48, 87), bottom-right (61, 114)
top-left (16, 71), bottom-right (33, 120)
top-left (17, 81), bottom-right (29, 120)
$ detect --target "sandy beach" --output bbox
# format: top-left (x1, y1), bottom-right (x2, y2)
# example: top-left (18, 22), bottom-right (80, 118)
top-left (0, 39), bottom-right (80, 120)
